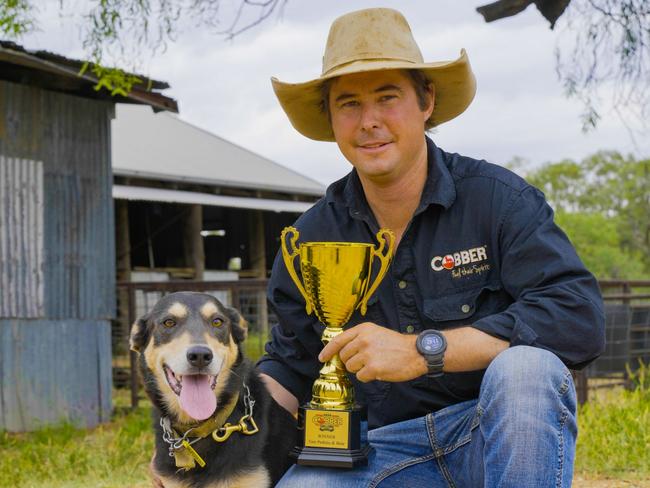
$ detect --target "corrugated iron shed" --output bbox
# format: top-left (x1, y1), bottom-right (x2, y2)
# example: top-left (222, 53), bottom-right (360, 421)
top-left (0, 42), bottom-right (175, 431)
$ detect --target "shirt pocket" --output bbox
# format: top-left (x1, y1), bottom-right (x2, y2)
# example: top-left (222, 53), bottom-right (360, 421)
top-left (422, 281), bottom-right (507, 329)
top-left (414, 282), bottom-right (508, 401)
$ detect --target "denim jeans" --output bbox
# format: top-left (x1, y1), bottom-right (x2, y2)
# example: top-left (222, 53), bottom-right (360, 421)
top-left (276, 346), bottom-right (577, 488)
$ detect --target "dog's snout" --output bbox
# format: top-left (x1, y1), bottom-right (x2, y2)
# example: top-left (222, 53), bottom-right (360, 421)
top-left (186, 345), bottom-right (213, 368)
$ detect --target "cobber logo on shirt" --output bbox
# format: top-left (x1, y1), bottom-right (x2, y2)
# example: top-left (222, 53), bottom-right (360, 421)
top-left (431, 246), bottom-right (488, 272)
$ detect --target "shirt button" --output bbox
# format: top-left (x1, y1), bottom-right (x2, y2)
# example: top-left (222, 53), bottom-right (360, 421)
top-left (398, 280), bottom-right (407, 289)
top-left (406, 325), bottom-right (415, 333)
top-left (461, 304), bottom-right (471, 313)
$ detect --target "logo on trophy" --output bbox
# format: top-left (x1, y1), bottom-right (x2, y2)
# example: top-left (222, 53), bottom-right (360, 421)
top-left (280, 226), bottom-right (395, 468)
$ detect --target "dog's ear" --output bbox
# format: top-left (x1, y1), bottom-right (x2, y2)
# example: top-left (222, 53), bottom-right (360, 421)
top-left (226, 307), bottom-right (248, 343)
top-left (129, 315), bottom-right (151, 353)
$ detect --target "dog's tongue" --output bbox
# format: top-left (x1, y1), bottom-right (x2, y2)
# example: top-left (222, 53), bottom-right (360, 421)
top-left (180, 375), bottom-right (216, 420)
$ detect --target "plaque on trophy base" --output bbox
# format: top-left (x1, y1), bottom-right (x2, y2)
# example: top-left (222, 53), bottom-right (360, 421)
top-left (292, 405), bottom-right (370, 468)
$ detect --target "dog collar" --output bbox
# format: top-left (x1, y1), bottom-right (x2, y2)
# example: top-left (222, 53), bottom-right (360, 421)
top-left (160, 383), bottom-right (258, 470)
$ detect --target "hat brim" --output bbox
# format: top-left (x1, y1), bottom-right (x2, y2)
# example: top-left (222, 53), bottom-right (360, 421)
top-left (272, 49), bottom-right (476, 142)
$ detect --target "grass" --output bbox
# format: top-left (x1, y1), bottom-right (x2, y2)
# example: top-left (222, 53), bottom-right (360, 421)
top-left (574, 363), bottom-right (650, 482)
top-left (0, 391), bottom-right (153, 488)
top-left (1, 367), bottom-right (648, 487)
top-left (244, 331), bottom-right (267, 361)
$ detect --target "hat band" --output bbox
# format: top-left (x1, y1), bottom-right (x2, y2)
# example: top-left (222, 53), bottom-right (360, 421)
top-left (322, 57), bottom-right (419, 76)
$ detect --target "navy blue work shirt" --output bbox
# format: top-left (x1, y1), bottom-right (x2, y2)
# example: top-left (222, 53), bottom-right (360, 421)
top-left (258, 137), bottom-right (605, 430)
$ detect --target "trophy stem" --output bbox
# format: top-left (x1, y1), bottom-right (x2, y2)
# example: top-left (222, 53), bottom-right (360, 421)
top-left (310, 326), bottom-right (355, 410)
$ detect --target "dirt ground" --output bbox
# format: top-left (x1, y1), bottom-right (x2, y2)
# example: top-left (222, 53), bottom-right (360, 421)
top-left (573, 475), bottom-right (650, 487)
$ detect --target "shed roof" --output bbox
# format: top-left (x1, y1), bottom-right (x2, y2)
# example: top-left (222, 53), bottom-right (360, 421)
top-left (113, 185), bottom-right (315, 213)
top-left (0, 40), bottom-right (177, 113)
top-left (112, 104), bottom-right (326, 197)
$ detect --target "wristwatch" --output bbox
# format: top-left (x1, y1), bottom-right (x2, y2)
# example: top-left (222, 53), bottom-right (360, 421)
top-left (415, 330), bottom-right (447, 378)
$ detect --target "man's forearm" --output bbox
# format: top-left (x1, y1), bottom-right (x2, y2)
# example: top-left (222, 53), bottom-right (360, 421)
top-left (442, 327), bottom-right (509, 372)
top-left (259, 373), bottom-right (299, 416)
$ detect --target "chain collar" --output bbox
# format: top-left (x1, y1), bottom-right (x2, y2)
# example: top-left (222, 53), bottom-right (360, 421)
top-left (159, 382), bottom-right (257, 470)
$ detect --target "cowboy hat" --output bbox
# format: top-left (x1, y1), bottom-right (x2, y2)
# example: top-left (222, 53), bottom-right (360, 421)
top-left (271, 8), bottom-right (477, 142)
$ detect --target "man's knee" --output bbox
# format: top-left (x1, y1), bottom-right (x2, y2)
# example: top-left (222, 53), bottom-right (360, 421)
top-left (481, 346), bottom-right (574, 406)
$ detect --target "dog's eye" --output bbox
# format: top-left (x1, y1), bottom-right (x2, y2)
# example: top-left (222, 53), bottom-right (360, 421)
top-left (163, 319), bottom-right (176, 328)
top-left (211, 318), bottom-right (224, 328)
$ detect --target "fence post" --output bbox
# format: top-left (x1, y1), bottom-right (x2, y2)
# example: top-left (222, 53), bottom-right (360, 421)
top-left (622, 282), bottom-right (633, 389)
top-left (128, 285), bottom-right (139, 409)
top-left (573, 370), bottom-right (588, 405)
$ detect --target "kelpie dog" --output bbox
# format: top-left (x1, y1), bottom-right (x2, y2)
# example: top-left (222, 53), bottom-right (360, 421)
top-left (129, 292), bottom-right (296, 487)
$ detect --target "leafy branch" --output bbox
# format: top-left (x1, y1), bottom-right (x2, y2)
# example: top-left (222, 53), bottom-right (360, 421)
top-left (556, 0), bottom-right (650, 133)
top-left (0, 0), bottom-right (34, 37)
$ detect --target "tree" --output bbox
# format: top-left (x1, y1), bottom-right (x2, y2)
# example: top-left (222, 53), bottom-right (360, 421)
top-left (553, 211), bottom-right (647, 279)
top-left (522, 151), bottom-right (650, 278)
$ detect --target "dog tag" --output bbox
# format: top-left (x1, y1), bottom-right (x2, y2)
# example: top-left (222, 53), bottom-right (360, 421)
top-left (181, 440), bottom-right (206, 468)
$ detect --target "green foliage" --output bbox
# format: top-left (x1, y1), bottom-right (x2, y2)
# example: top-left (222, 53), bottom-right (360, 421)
top-left (79, 61), bottom-right (147, 96)
top-left (0, 0), bottom-right (34, 37)
top-left (525, 151), bottom-right (650, 279)
top-left (627, 360), bottom-right (650, 392)
top-left (554, 212), bottom-right (647, 279)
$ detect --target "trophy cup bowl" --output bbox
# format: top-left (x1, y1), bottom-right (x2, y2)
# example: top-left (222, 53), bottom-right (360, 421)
top-left (281, 226), bottom-right (395, 468)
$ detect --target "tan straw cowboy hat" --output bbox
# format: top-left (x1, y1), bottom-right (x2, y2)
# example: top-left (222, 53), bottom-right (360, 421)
top-left (271, 8), bottom-right (477, 142)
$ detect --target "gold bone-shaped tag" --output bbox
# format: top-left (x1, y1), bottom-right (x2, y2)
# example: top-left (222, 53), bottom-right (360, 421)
top-left (181, 440), bottom-right (206, 468)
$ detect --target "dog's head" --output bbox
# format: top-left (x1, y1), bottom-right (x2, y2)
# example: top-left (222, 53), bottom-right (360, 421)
top-left (129, 292), bottom-right (248, 424)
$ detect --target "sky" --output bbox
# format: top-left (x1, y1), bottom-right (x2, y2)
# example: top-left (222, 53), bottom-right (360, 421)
top-left (18, 0), bottom-right (650, 186)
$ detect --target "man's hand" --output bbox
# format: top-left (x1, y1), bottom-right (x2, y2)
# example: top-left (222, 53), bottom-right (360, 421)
top-left (318, 322), bottom-right (427, 383)
top-left (319, 323), bottom-right (510, 382)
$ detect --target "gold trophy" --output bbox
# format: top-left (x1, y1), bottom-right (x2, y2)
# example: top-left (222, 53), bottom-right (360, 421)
top-left (280, 226), bottom-right (395, 468)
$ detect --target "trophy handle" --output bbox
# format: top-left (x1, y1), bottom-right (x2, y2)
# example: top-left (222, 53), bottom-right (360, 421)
top-left (358, 228), bottom-right (396, 316)
top-left (280, 226), bottom-right (313, 315)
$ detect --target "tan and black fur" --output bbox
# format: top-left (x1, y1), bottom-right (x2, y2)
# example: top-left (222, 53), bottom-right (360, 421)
top-left (130, 292), bottom-right (296, 487)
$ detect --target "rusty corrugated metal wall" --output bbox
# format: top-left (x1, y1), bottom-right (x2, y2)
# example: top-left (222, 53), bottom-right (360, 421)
top-left (0, 157), bottom-right (44, 317)
top-left (0, 79), bottom-right (114, 431)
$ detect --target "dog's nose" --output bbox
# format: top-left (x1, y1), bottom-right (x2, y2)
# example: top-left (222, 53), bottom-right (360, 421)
top-left (186, 346), bottom-right (213, 368)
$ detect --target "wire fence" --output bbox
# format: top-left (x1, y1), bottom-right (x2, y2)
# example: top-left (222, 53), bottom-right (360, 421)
top-left (577, 280), bottom-right (650, 402)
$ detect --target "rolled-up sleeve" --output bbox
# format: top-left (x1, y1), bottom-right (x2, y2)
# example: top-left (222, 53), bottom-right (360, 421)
top-left (471, 186), bottom-right (605, 369)
top-left (256, 251), bottom-right (324, 403)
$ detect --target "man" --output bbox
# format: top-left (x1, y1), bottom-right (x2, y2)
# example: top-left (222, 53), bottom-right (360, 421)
top-left (258, 8), bottom-right (605, 487)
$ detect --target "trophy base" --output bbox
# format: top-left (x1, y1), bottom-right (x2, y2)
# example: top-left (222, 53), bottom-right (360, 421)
top-left (291, 444), bottom-right (371, 468)
top-left (291, 403), bottom-right (371, 468)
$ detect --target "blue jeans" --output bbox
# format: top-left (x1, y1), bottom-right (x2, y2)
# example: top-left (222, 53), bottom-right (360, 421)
top-left (277, 346), bottom-right (577, 488)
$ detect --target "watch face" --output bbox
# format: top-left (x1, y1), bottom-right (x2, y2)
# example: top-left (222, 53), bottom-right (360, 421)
top-left (422, 334), bottom-right (443, 353)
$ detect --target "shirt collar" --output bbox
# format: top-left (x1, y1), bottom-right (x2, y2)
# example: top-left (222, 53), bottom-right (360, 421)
top-left (418, 136), bottom-right (456, 212)
top-left (327, 136), bottom-right (456, 216)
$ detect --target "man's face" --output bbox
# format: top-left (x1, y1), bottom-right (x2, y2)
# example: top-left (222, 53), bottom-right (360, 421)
top-left (328, 69), bottom-right (433, 183)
